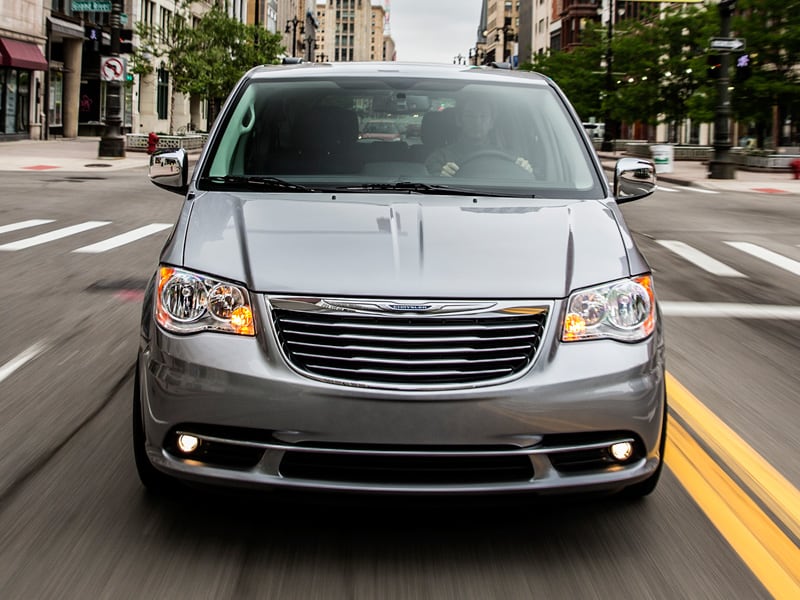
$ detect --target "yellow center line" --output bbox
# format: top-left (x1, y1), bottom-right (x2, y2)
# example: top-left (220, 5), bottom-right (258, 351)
top-left (666, 417), bottom-right (800, 598)
top-left (667, 371), bottom-right (800, 540)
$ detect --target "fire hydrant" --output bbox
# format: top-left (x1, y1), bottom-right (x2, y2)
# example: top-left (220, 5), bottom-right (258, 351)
top-left (791, 158), bottom-right (800, 180)
top-left (147, 131), bottom-right (159, 155)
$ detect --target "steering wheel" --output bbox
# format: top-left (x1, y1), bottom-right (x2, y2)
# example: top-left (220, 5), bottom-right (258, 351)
top-left (458, 149), bottom-right (518, 166)
top-left (455, 149), bottom-right (533, 178)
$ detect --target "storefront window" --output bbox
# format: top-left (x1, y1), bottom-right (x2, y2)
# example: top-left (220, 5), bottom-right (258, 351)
top-left (4, 69), bottom-right (18, 133)
top-left (49, 70), bottom-right (63, 127)
top-left (17, 71), bottom-right (30, 131)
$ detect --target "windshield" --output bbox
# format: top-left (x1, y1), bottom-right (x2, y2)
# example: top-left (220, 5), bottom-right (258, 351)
top-left (201, 75), bottom-right (602, 198)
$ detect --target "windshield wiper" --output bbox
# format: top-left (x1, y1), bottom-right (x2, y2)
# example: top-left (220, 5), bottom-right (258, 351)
top-left (199, 175), bottom-right (319, 192)
top-left (337, 182), bottom-right (533, 197)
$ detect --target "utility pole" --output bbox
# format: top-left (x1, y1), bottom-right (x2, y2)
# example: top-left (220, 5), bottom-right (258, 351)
top-left (600, 0), bottom-right (616, 152)
top-left (98, 0), bottom-right (125, 158)
top-left (286, 16), bottom-right (303, 58)
top-left (709, 0), bottom-right (736, 179)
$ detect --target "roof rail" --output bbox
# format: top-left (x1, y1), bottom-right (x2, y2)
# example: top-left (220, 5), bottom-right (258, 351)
top-left (490, 61), bottom-right (512, 70)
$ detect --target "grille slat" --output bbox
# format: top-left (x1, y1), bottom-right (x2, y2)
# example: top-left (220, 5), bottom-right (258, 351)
top-left (271, 300), bottom-right (549, 388)
top-left (281, 329), bottom-right (537, 344)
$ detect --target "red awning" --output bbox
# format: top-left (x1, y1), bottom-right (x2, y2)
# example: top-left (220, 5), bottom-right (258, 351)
top-left (0, 37), bottom-right (48, 71)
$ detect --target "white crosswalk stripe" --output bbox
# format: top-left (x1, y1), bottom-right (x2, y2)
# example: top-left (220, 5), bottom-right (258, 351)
top-left (656, 185), bottom-right (719, 195)
top-left (0, 221), bottom-right (111, 251)
top-left (725, 242), bottom-right (800, 277)
top-left (656, 240), bottom-right (747, 277)
top-left (0, 219), bottom-right (171, 253)
top-left (0, 219), bottom-right (55, 235)
top-left (72, 223), bottom-right (172, 253)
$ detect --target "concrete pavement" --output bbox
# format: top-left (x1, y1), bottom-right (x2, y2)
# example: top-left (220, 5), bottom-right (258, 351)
top-left (0, 137), bottom-right (798, 194)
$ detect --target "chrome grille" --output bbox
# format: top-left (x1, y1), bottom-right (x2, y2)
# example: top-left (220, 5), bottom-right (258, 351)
top-left (269, 297), bottom-right (550, 389)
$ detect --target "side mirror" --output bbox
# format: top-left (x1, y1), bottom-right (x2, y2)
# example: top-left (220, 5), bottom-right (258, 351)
top-left (149, 148), bottom-right (189, 195)
top-left (614, 158), bottom-right (656, 204)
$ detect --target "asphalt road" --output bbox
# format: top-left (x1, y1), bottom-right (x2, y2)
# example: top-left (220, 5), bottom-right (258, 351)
top-left (1, 168), bottom-right (797, 598)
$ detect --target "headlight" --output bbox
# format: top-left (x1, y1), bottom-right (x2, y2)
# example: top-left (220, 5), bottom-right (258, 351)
top-left (562, 275), bottom-right (655, 342)
top-left (156, 266), bottom-right (255, 336)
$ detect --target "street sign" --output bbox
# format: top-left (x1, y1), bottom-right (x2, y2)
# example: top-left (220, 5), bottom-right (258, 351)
top-left (71, 0), bottom-right (112, 11)
top-left (121, 13), bottom-right (128, 25)
top-left (100, 56), bottom-right (126, 82)
top-left (709, 37), bottom-right (746, 51)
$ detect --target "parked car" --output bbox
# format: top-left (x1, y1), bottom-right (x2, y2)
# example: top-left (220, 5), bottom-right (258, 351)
top-left (136, 62), bottom-right (663, 499)
top-left (360, 119), bottom-right (403, 141)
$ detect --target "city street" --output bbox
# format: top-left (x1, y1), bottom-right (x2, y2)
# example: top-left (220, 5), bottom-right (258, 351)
top-left (0, 160), bottom-right (797, 598)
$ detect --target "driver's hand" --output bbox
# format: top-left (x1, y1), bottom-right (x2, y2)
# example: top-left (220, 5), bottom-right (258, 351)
top-left (516, 157), bottom-right (533, 174)
top-left (441, 162), bottom-right (459, 177)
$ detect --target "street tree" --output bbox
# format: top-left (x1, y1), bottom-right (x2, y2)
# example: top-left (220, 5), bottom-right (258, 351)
top-left (519, 26), bottom-right (605, 122)
top-left (132, 4), bottom-right (284, 132)
top-left (732, 0), bottom-right (800, 147)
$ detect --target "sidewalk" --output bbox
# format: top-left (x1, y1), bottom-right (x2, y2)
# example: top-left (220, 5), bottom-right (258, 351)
top-left (0, 137), bottom-right (150, 172)
top-left (597, 151), bottom-right (800, 195)
top-left (0, 138), bottom-right (798, 194)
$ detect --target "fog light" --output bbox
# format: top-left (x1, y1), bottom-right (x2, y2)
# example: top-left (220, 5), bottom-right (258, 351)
top-left (177, 434), bottom-right (200, 454)
top-left (610, 441), bottom-right (633, 461)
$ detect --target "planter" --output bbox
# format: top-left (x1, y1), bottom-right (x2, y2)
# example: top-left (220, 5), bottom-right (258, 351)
top-left (125, 133), bottom-right (208, 152)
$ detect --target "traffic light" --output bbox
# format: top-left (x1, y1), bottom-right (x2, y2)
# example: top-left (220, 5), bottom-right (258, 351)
top-left (706, 54), bottom-right (722, 78)
top-left (120, 28), bottom-right (134, 54)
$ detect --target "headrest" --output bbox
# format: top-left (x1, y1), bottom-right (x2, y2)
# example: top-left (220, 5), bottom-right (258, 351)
top-left (421, 108), bottom-right (457, 147)
top-left (297, 106), bottom-right (359, 150)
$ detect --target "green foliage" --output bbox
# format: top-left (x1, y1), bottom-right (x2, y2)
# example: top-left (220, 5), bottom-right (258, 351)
top-left (731, 0), bottom-right (800, 136)
top-left (522, 1), bottom-right (800, 139)
top-left (520, 25), bottom-right (605, 121)
top-left (134, 4), bottom-right (284, 102)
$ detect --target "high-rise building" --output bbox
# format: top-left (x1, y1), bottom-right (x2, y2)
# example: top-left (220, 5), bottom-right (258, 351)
top-left (315, 0), bottom-right (388, 62)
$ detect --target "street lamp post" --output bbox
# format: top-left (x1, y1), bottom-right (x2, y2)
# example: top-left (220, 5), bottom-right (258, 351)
top-left (286, 16), bottom-right (303, 58)
top-left (98, 0), bottom-right (125, 158)
top-left (600, 0), bottom-right (616, 152)
top-left (709, 0), bottom-right (737, 179)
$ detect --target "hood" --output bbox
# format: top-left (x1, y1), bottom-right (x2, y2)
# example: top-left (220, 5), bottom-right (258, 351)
top-left (182, 192), bottom-right (630, 298)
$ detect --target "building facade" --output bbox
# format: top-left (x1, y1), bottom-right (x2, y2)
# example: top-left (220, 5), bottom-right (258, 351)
top-left (2, 0), bottom-right (52, 140)
top-left (1, 0), bottom-right (395, 143)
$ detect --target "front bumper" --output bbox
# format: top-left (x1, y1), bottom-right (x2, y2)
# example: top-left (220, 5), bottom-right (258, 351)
top-left (137, 297), bottom-right (665, 495)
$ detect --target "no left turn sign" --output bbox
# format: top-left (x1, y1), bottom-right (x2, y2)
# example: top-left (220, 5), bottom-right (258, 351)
top-left (100, 56), bottom-right (126, 82)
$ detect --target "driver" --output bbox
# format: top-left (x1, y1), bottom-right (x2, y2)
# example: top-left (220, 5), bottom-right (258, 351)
top-left (425, 97), bottom-right (533, 177)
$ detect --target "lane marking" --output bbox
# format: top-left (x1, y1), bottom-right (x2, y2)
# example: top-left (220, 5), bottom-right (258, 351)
top-left (666, 417), bottom-right (800, 598)
top-left (0, 219), bottom-right (55, 235)
top-left (72, 223), bottom-right (172, 253)
top-left (0, 343), bottom-right (48, 385)
top-left (0, 221), bottom-right (111, 251)
top-left (725, 242), bottom-right (800, 277)
top-left (656, 240), bottom-right (746, 277)
top-left (667, 372), bottom-right (800, 540)
top-left (655, 185), bottom-right (718, 194)
top-left (661, 302), bottom-right (800, 320)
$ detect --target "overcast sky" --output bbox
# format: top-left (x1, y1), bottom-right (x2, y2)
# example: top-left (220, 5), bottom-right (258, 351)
top-left (373, 0), bottom-right (484, 64)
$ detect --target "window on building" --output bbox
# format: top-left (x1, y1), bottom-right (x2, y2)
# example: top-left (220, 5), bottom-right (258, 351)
top-left (157, 66), bottom-right (169, 120)
top-left (49, 70), bottom-right (63, 127)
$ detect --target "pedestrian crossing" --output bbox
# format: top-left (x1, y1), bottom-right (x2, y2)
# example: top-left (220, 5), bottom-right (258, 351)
top-left (1, 218), bottom-right (798, 285)
top-left (0, 218), bottom-right (171, 253)
top-left (655, 238), bottom-right (800, 280)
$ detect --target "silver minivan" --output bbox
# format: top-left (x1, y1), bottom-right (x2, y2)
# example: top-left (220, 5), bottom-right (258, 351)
top-left (134, 62), bottom-right (664, 498)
